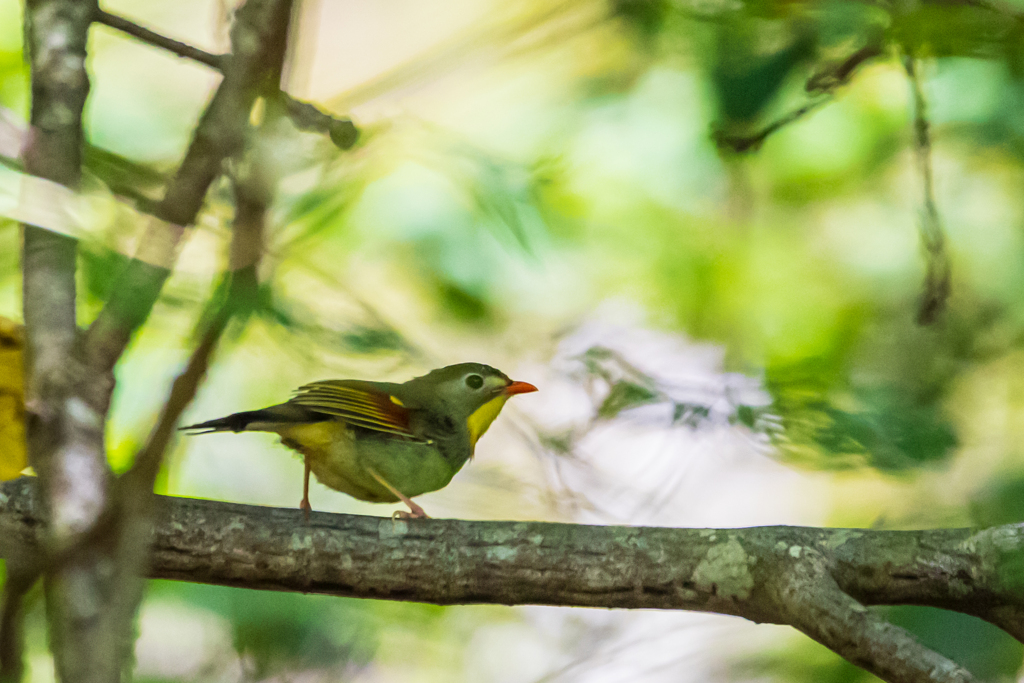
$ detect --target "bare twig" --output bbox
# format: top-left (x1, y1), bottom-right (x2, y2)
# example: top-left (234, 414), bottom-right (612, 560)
top-left (277, 93), bottom-right (359, 150)
top-left (94, 8), bottom-right (224, 69)
top-left (805, 43), bottom-right (884, 94)
top-left (103, 260), bottom-right (261, 674)
top-left (14, 2), bottom-right (298, 680)
top-left (3, 479), bottom-right (1017, 682)
top-left (714, 42), bottom-right (882, 154)
top-left (903, 54), bottom-right (951, 326)
top-left (125, 275), bottom-right (253, 488)
top-left (94, 7), bottom-right (358, 150)
top-left (714, 97), bottom-right (832, 154)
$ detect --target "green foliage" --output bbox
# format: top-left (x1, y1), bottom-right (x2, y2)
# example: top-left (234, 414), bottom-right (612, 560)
top-left (972, 474), bottom-right (1024, 528)
top-left (885, 607), bottom-right (1023, 679)
top-left (338, 325), bottom-right (409, 354)
top-left (597, 379), bottom-right (659, 419)
top-left (79, 246), bottom-right (132, 306)
top-left (710, 17), bottom-right (816, 125)
top-left (612, 0), bottom-right (669, 38)
top-left (82, 145), bottom-right (166, 211)
top-left (889, 5), bottom-right (1021, 59)
top-left (769, 369), bottom-right (958, 471)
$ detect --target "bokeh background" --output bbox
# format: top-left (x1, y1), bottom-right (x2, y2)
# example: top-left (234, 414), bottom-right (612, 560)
top-left (3, 0), bottom-right (1024, 680)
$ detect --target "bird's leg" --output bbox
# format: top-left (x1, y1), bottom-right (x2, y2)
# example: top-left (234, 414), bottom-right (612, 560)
top-left (300, 455), bottom-right (312, 521)
top-left (283, 437), bottom-right (313, 521)
top-left (367, 467), bottom-right (430, 519)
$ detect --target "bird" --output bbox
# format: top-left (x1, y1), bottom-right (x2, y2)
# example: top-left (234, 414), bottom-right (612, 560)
top-left (181, 363), bottom-right (537, 519)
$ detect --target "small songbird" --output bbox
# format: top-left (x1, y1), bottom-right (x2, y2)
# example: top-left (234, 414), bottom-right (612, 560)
top-left (181, 363), bottom-right (537, 518)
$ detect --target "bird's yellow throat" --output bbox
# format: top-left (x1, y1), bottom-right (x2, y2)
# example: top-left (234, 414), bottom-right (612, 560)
top-left (467, 394), bottom-right (511, 446)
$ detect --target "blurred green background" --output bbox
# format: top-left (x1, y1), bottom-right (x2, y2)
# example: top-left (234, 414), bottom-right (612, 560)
top-left (4, 0), bottom-right (1024, 680)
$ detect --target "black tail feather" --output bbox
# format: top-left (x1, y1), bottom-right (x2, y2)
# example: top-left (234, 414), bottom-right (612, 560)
top-left (179, 410), bottom-right (266, 434)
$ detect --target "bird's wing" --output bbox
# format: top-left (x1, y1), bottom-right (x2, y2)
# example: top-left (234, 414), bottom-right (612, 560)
top-left (289, 380), bottom-right (421, 439)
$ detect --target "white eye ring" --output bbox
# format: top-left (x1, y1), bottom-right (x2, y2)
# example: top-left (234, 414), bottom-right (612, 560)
top-left (465, 374), bottom-right (484, 389)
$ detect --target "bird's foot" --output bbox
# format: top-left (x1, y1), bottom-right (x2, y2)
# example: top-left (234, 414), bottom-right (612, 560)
top-left (367, 467), bottom-right (430, 520)
top-left (392, 505), bottom-right (430, 521)
top-left (299, 497), bottom-right (312, 522)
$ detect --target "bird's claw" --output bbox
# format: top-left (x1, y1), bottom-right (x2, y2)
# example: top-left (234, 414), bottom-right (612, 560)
top-left (392, 508), bottom-right (430, 520)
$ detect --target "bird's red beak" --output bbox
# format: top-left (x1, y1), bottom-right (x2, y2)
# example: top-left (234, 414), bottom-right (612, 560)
top-left (505, 380), bottom-right (538, 395)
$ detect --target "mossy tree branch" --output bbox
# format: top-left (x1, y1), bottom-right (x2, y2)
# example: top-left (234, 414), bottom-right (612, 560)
top-left (3, 478), bottom-right (1020, 683)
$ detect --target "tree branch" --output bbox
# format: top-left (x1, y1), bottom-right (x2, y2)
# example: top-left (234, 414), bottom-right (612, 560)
top-left (82, 0), bottom-right (295, 376)
top-left (714, 42), bottom-right (882, 154)
top-left (777, 560), bottom-right (973, 682)
top-left (2, 478), bottom-right (1017, 682)
top-left (93, 8), bottom-right (224, 69)
top-left (22, 0), bottom-right (102, 538)
top-left (903, 54), bottom-right (951, 326)
top-left (93, 7), bottom-right (358, 150)
top-left (18, 2), bottom-right (125, 681)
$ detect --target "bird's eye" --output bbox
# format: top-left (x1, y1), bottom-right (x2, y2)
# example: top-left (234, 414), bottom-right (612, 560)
top-left (465, 374), bottom-right (484, 389)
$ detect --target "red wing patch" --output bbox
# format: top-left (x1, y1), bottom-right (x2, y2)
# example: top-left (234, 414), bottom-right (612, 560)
top-left (289, 380), bottom-right (417, 438)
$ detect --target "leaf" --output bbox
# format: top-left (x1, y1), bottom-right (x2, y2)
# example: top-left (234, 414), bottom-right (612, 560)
top-left (0, 315), bottom-right (26, 481)
top-left (711, 17), bottom-right (817, 125)
top-left (597, 380), bottom-right (659, 419)
top-left (338, 326), bottom-right (407, 354)
top-left (769, 371), bottom-right (958, 471)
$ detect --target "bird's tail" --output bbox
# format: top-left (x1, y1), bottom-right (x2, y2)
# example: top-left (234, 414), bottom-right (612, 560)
top-left (180, 404), bottom-right (319, 434)
top-left (179, 410), bottom-right (272, 434)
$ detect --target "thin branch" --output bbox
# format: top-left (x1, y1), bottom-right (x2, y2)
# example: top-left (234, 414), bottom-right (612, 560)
top-left (714, 96), bottom-right (832, 154)
top-left (127, 40), bottom-right (285, 489)
top-left (93, 8), bottom-right (225, 69)
top-left (14, 3), bottom-right (296, 680)
top-left (805, 43), bottom-right (884, 95)
top-left (277, 93), bottom-right (359, 150)
top-left (714, 41), bottom-right (882, 154)
top-left (903, 54), bottom-right (951, 326)
top-left (93, 258), bottom-right (261, 679)
top-left (94, 7), bottom-right (358, 150)
top-left (780, 564), bottom-right (973, 682)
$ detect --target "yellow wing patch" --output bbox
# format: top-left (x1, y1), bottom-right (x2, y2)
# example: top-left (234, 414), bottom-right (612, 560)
top-left (289, 380), bottom-right (417, 438)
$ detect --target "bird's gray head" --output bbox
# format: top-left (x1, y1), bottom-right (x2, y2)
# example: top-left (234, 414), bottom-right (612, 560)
top-left (404, 363), bottom-right (537, 444)
top-left (405, 363), bottom-right (515, 419)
